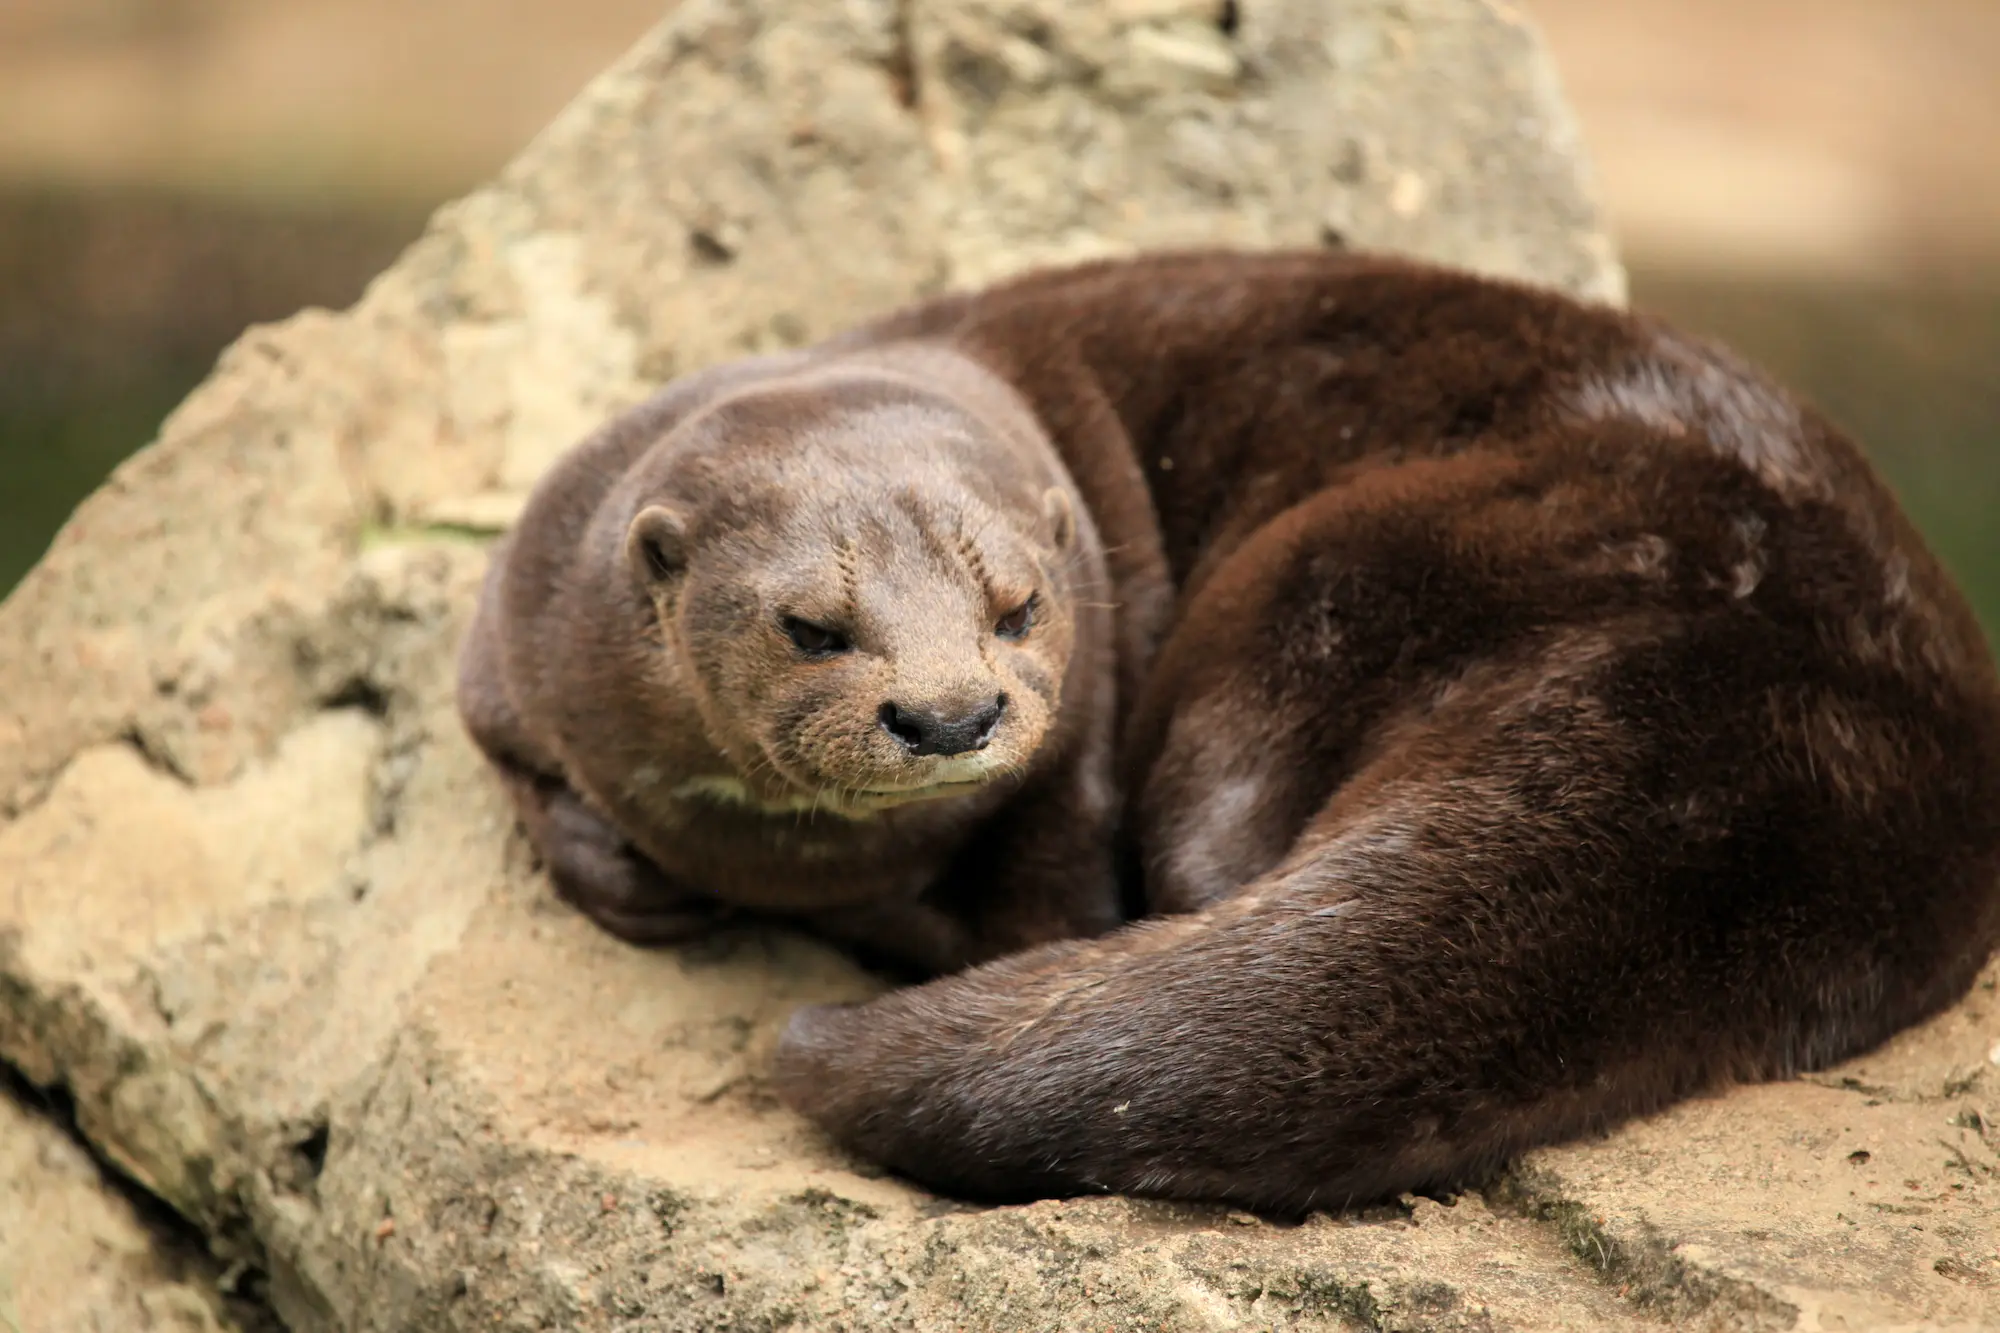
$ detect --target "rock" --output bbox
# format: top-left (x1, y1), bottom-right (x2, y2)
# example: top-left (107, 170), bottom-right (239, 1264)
top-left (1498, 956), bottom-right (2000, 1330)
top-left (0, 1087), bottom-right (250, 1332)
top-left (3, 0), bottom-right (1981, 1329)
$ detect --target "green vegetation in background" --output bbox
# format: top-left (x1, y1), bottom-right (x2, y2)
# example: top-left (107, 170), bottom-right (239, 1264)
top-left (0, 185), bottom-right (420, 596)
top-left (1, 375), bottom-right (197, 585)
top-left (1, 191), bottom-right (1995, 654)
top-left (1635, 268), bottom-right (2000, 648)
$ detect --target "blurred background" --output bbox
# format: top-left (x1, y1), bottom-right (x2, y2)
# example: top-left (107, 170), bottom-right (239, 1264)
top-left (2, 0), bottom-right (1995, 638)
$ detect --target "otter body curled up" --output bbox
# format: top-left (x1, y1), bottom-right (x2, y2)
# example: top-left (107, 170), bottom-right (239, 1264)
top-left (773, 251), bottom-right (2000, 1213)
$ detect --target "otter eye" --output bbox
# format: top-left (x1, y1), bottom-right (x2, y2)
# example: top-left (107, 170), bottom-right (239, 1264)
top-left (995, 594), bottom-right (1037, 640)
top-left (782, 616), bottom-right (850, 657)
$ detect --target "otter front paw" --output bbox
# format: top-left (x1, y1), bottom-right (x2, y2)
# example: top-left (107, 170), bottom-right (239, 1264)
top-left (538, 789), bottom-right (726, 945)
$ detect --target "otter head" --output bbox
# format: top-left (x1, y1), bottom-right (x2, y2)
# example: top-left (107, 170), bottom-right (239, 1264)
top-left (623, 371), bottom-right (1083, 816)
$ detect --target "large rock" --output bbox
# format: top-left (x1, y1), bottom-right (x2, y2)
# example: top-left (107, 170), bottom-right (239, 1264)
top-left (4, 0), bottom-right (1994, 1328)
top-left (0, 1090), bottom-right (253, 1332)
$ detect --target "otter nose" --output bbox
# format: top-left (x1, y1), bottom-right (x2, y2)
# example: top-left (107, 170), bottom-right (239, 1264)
top-left (878, 694), bottom-right (1008, 757)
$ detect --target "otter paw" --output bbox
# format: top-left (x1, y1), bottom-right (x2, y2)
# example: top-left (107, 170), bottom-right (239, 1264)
top-left (549, 854), bottom-right (724, 944)
top-left (539, 795), bottom-right (724, 945)
top-left (569, 890), bottom-right (724, 946)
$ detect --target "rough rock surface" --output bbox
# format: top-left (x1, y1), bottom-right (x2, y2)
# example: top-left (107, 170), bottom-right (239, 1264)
top-left (0, 1087), bottom-right (256, 1333)
top-left (2, 0), bottom-right (1995, 1329)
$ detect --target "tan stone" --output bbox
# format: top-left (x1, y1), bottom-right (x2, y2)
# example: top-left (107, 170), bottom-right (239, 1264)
top-left (1501, 959), bottom-right (2000, 1331)
top-left (11, 1), bottom-right (1982, 1330)
top-left (0, 1093), bottom-right (242, 1333)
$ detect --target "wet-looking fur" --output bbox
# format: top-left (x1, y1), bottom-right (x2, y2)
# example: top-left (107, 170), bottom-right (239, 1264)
top-left (457, 346), bottom-right (1126, 973)
top-left (769, 250), bottom-right (2000, 1214)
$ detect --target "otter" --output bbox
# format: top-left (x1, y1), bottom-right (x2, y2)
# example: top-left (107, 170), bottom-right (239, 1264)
top-left (772, 250), bottom-right (2000, 1214)
top-left (456, 344), bottom-right (1135, 973)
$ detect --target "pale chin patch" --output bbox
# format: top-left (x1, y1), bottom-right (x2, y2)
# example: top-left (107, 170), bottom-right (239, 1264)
top-left (671, 774), bottom-right (846, 816)
top-left (669, 751), bottom-right (1009, 820)
top-left (912, 752), bottom-right (1009, 788)
top-left (845, 751), bottom-right (1013, 803)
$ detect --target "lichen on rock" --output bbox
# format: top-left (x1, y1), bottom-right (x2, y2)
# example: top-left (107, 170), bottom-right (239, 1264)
top-left (3, 1), bottom-right (1994, 1330)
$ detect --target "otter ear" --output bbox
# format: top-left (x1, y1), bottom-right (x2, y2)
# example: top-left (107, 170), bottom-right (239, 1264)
top-left (1041, 486), bottom-right (1076, 552)
top-left (626, 505), bottom-right (689, 585)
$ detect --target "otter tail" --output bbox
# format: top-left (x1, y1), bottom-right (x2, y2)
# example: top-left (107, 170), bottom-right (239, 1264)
top-left (774, 662), bottom-right (2000, 1215)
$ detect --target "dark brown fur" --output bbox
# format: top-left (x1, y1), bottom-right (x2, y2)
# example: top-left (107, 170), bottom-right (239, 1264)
top-left (773, 250), bottom-right (2000, 1213)
top-left (457, 345), bottom-right (1130, 974)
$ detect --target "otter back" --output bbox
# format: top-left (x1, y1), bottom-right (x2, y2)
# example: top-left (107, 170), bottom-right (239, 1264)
top-left (773, 249), bottom-right (2000, 1213)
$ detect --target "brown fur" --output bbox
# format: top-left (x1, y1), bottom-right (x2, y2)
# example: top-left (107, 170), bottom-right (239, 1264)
top-left (456, 344), bottom-right (1127, 973)
top-left (772, 250), bottom-right (2000, 1213)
